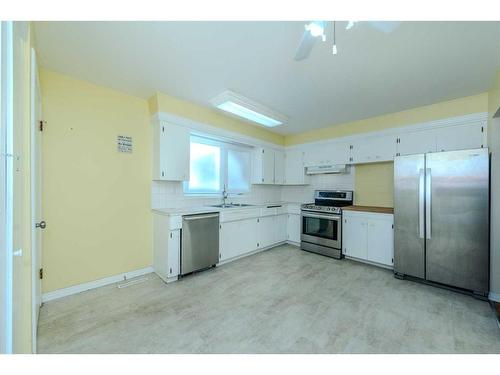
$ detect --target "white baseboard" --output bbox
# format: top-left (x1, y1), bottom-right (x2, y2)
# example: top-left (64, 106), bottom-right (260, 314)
top-left (42, 266), bottom-right (154, 303)
top-left (489, 292), bottom-right (500, 302)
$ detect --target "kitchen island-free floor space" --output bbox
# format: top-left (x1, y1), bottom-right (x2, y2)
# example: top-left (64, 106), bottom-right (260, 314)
top-left (38, 245), bottom-right (500, 353)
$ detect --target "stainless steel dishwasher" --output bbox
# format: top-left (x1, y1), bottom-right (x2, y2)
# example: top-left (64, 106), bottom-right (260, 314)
top-left (181, 212), bottom-right (220, 276)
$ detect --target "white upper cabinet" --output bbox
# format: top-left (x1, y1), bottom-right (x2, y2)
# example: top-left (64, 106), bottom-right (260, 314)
top-left (329, 141), bottom-right (352, 165)
top-left (350, 134), bottom-right (397, 164)
top-left (252, 147), bottom-right (275, 184)
top-left (152, 122), bottom-right (190, 181)
top-left (284, 149), bottom-right (307, 185)
top-left (435, 122), bottom-right (485, 152)
top-left (274, 150), bottom-right (286, 184)
top-left (396, 129), bottom-right (438, 156)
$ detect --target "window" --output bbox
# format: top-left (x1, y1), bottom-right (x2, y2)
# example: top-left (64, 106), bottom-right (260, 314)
top-left (184, 135), bottom-right (251, 195)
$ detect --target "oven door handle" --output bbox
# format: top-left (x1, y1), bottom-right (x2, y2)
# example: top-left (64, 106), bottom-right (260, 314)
top-left (301, 213), bottom-right (341, 221)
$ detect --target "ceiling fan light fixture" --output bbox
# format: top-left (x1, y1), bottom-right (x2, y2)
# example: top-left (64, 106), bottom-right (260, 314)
top-left (305, 21), bottom-right (326, 41)
top-left (346, 21), bottom-right (357, 30)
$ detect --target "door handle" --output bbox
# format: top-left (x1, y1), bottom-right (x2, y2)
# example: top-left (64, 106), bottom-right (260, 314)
top-left (418, 169), bottom-right (424, 239)
top-left (36, 221), bottom-right (46, 229)
top-left (425, 168), bottom-right (431, 240)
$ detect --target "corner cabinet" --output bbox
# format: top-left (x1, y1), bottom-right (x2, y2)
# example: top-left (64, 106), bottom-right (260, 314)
top-left (342, 210), bottom-right (394, 269)
top-left (152, 121), bottom-right (190, 181)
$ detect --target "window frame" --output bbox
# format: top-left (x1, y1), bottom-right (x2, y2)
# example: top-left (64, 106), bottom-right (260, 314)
top-left (183, 134), bottom-right (252, 196)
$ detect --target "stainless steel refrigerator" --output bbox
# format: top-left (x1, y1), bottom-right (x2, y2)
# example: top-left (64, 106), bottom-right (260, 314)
top-left (394, 148), bottom-right (489, 296)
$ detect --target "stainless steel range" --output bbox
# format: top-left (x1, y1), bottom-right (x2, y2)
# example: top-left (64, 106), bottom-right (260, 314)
top-left (301, 190), bottom-right (353, 259)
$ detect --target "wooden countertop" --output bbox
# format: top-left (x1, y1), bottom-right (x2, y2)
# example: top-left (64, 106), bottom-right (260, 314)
top-left (342, 205), bottom-right (394, 214)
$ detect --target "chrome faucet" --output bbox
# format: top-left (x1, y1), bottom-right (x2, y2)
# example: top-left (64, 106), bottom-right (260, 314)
top-left (222, 184), bottom-right (228, 206)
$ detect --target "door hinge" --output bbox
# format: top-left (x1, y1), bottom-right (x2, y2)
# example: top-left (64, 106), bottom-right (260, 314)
top-left (481, 126), bottom-right (484, 133)
top-left (39, 120), bottom-right (45, 132)
top-left (161, 171), bottom-right (165, 177)
top-left (169, 267), bottom-right (172, 274)
top-left (392, 224), bottom-right (394, 229)
top-left (170, 232), bottom-right (172, 238)
top-left (162, 126), bottom-right (165, 132)
top-left (39, 268), bottom-right (43, 280)
top-left (392, 258), bottom-right (394, 264)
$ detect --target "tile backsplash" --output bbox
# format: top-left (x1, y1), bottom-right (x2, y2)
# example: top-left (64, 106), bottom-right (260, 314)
top-left (151, 181), bottom-right (282, 209)
top-left (152, 166), bottom-right (355, 209)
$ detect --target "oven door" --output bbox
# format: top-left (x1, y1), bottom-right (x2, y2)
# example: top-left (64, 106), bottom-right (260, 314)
top-left (301, 212), bottom-right (341, 249)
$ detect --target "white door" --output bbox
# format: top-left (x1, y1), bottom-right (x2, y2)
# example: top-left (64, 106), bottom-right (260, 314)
top-left (366, 217), bottom-right (394, 266)
top-left (167, 230), bottom-right (180, 278)
top-left (352, 135), bottom-right (397, 163)
top-left (161, 123), bottom-right (190, 181)
top-left (343, 214), bottom-right (367, 259)
top-left (220, 219), bottom-right (258, 261)
top-left (284, 149), bottom-right (304, 185)
top-left (435, 123), bottom-right (485, 152)
top-left (258, 216), bottom-right (275, 248)
top-left (30, 48), bottom-right (42, 353)
top-left (262, 148), bottom-right (275, 184)
top-left (329, 141), bottom-right (351, 165)
top-left (274, 150), bottom-right (285, 184)
top-left (397, 129), bottom-right (437, 156)
top-left (274, 214), bottom-right (287, 243)
top-left (287, 214), bottom-right (301, 243)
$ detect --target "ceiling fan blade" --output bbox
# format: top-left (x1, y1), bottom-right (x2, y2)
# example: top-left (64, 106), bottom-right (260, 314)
top-left (368, 21), bottom-right (401, 33)
top-left (294, 30), bottom-right (317, 61)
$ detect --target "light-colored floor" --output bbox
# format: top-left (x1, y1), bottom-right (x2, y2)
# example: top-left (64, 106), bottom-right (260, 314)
top-left (38, 245), bottom-right (500, 353)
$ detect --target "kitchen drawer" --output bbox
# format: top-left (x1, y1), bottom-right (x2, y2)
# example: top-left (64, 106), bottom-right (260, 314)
top-left (261, 206), bottom-right (279, 217)
top-left (220, 208), bottom-right (260, 223)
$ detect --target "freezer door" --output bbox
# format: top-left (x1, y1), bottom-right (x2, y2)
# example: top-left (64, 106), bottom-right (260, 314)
top-left (425, 148), bottom-right (489, 293)
top-left (394, 154), bottom-right (426, 278)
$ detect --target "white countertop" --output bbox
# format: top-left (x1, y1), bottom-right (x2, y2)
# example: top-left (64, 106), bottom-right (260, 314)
top-left (152, 201), bottom-right (301, 216)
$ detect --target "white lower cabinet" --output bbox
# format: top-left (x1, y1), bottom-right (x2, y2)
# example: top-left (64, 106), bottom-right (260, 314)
top-left (153, 214), bottom-right (181, 283)
top-left (275, 214), bottom-right (288, 243)
top-left (287, 213), bottom-right (301, 243)
top-left (219, 218), bottom-right (258, 262)
top-left (257, 216), bottom-right (275, 249)
top-left (342, 211), bottom-right (394, 268)
top-left (342, 214), bottom-right (368, 259)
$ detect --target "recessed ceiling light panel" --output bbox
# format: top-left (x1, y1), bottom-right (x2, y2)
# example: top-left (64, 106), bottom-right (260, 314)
top-left (210, 90), bottom-right (287, 128)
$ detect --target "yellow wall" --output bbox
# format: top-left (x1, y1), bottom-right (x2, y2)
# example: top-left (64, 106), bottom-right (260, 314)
top-left (149, 92), bottom-right (285, 146)
top-left (354, 162), bottom-right (394, 207)
top-left (40, 69), bottom-right (152, 293)
top-left (284, 93), bottom-right (488, 146)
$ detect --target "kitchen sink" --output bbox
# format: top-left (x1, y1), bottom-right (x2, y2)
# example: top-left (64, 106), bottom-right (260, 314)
top-left (208, 203), bottom-right (254, 208)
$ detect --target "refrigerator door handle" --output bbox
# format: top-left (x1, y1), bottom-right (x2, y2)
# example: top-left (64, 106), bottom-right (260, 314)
top-left (425, 168), bottom-right (432, 240)
top-left (419, 168), bottom-right (425, 239)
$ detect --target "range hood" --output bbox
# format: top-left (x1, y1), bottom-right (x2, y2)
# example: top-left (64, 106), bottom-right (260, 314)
top-left (305, 164), bottom-right (347, 175)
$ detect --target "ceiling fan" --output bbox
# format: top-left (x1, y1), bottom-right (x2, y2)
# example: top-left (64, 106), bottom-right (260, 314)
top-left (294, 21), bottom-right (401, 61)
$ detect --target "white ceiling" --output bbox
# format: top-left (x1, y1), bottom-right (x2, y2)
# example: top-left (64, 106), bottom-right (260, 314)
top-left (34, 21), bottom-right (500, 135)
